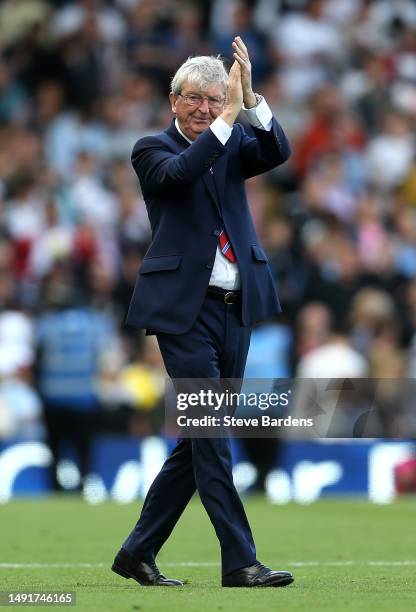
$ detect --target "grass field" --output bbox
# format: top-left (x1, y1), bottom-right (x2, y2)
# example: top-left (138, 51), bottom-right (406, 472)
top-left (1, 496), bottom-right (416, 611)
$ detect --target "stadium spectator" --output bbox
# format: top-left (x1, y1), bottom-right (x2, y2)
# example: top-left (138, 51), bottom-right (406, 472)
top-left (35, 261), bottom-right (120, 490)
top-left (294, 302), bottom-right (333, 365)
top-left (296, 331), bottom-right (368, 378)
top-left (243, 319), bottom-right (292, 491)
top-left (271, 0), bottom-right (343, 101)
top-left (212, 1), bottom-right (274, 85)
top-left (0, 347), bottom-right (44, 441)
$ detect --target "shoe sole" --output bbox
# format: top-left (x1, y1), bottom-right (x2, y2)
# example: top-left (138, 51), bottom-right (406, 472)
top-left (111, 563), bottom-right (182, 587)
top-left (222, 575), bottom-right (295, 587)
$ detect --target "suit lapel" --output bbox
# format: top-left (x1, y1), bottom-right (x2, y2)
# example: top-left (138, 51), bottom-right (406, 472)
top-left (213, 154), bottom-right (228, 211)
top-left (202, 154), bottom-right (228, 216)
top-left (165, 119), bottom-right (229, 216)
top-left (202, 169), bottom-right (221, 216)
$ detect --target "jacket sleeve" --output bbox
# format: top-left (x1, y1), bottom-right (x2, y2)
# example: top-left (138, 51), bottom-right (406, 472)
top-left (237, 118), bottom-right (291, 180)
top-left (131, 128), bottom-right (227, 195)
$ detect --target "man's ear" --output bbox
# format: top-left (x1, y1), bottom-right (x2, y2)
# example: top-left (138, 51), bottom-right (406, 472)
top-left (169, 92), bottom-right (177, 114)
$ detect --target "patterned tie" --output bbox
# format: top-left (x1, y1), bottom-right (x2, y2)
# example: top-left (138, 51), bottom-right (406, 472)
top-left (209, 166), bottom-right (236, 263)
top-left (219, 228), bottom-right (237, 263)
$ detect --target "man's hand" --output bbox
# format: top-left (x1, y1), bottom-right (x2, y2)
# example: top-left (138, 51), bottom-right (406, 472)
top-left (232, 36), bottom-right (256, 108)
top-left (220, 60), bottom-right (243, 128)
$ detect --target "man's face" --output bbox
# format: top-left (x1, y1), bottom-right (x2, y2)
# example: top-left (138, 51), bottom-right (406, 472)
top-left (169, 80), bottom-right (226, 141)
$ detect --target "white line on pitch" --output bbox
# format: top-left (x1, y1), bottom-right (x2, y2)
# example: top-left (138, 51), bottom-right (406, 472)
top-left (2, 561), bottom-right (416, 569)
top-left (0, 563), bottom-right (108, 569)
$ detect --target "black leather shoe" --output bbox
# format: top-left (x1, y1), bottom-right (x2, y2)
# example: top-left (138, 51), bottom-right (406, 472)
top-left (111, 548), bottom-right (183, 586)
top-left (222, 562), bottom-right (294, 587)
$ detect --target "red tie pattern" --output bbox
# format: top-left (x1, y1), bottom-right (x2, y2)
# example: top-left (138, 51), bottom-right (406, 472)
top-left (219, 228), bottom-right (236, 263)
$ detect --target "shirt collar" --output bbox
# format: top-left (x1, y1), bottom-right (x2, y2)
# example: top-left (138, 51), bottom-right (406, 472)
top-left (175, 119), bottom-right (193, 144)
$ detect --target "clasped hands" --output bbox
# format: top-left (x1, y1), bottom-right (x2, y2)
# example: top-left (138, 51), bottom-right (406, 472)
top-left (221, 36), bottom-right (256, 127)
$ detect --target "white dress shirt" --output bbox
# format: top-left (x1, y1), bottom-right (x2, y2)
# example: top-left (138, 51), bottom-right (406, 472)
top-left (175, 96), bottom-right (273, 290)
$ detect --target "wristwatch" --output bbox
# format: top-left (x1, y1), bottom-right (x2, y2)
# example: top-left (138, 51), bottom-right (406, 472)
top-left (254, 93), bottom-right (263, 106)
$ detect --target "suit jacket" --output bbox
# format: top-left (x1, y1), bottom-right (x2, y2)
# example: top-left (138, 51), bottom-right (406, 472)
top-left (126, 117), bottom-right (291, 334)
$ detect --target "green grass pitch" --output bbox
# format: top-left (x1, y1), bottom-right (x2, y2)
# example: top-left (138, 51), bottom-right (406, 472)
top-left (1, 496), bottom-right (416, 611)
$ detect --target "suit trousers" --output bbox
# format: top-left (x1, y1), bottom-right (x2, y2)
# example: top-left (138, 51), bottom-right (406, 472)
top-left (122, 294), bottom-right (256, 575)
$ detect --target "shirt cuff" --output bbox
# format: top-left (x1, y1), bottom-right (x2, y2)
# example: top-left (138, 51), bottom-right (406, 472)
top-left (243, 96), bottom-right (273, 131)
top-left (210, 117), bottom-right (233, 145)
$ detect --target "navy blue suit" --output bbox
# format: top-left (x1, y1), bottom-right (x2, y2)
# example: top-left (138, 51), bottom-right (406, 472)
top-left (126, 117), bottom-right (290, 334)
top-left (122, 116), bottom-right (291, 575)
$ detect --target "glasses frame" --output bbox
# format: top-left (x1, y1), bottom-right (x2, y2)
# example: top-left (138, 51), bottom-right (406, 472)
top-left (177, 92), bottom-right (226, 110)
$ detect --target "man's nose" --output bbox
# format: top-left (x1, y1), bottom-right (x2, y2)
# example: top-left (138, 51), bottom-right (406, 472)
top-left (199, 97), bottom-right (210, 112)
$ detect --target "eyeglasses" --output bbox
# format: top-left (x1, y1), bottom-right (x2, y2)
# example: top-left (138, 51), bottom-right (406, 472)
top-left (178, 93), bottom-right (225, 110)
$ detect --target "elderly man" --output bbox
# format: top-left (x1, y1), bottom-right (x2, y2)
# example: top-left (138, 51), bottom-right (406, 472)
top-left (111, 37), bottom-right (294, 588)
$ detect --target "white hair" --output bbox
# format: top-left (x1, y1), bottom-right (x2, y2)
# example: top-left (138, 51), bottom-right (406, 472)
top-left (170, 56), bottom-right (228, 95)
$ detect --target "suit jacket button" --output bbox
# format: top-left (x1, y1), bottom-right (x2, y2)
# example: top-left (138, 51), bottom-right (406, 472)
top-left (206, 263), bottom-right (213, 269)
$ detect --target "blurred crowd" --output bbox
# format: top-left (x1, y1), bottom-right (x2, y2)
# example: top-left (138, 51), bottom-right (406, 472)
top-left (1, 0), bottom-right (416, 475)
